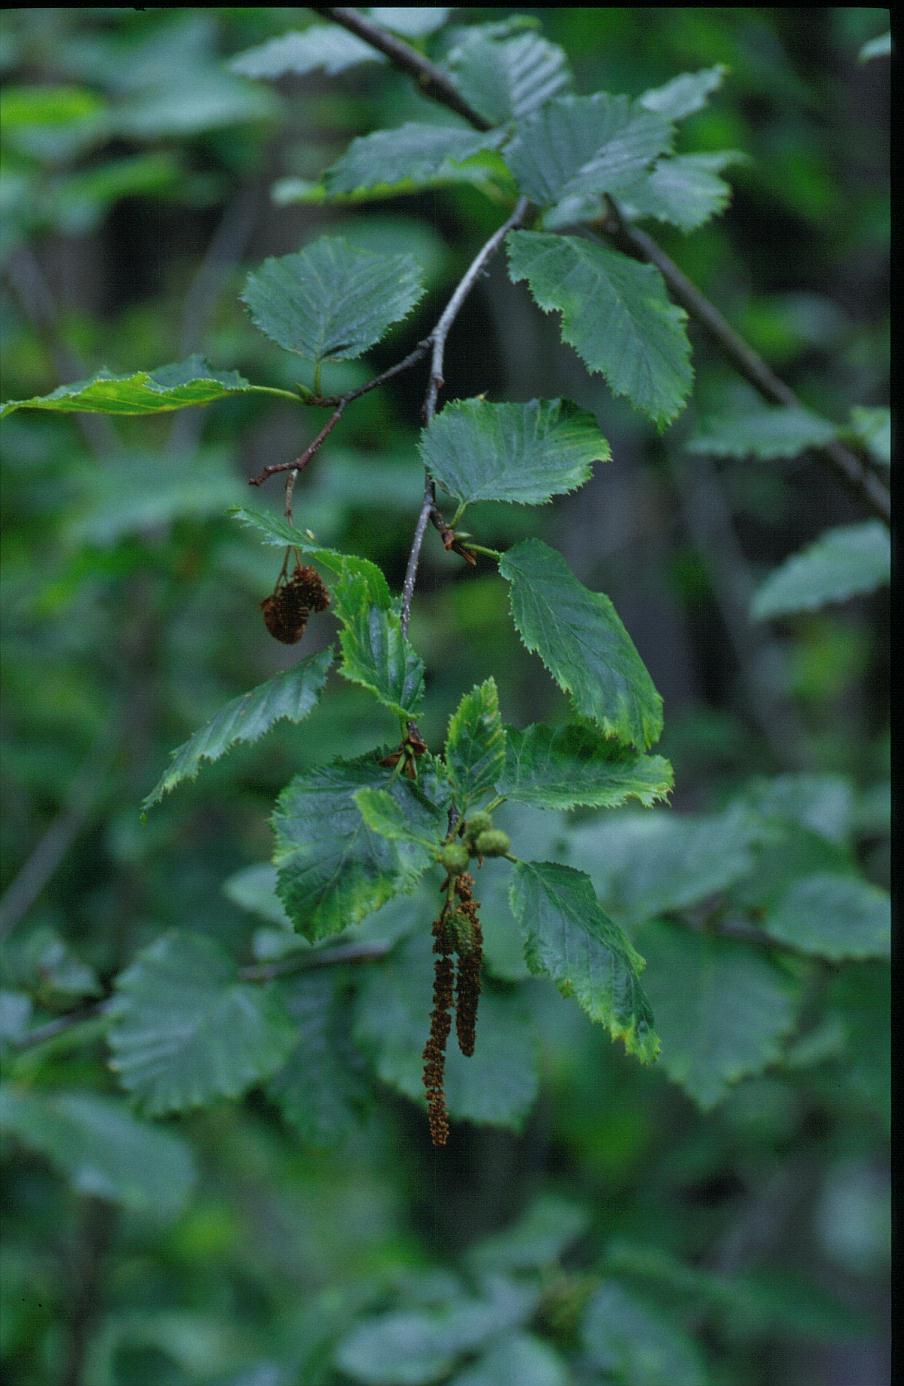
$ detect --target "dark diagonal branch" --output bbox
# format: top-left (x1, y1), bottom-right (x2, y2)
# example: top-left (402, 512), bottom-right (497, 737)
top-left (316, 8), bottom-right (890, 523)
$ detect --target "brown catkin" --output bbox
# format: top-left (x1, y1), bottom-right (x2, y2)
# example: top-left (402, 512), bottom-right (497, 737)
top-left (453, 873), bottom-right (482, 1058)
top-left (261, 563), bottom-right (330, 644)
top-left (422, 906), bottom-right (455, 1147)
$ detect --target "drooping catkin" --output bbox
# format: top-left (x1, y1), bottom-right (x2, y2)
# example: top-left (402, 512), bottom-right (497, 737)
top-left (452, 872), bottom-right (482, 1058)
top-left (422, 903), bottom-right (455, 1148)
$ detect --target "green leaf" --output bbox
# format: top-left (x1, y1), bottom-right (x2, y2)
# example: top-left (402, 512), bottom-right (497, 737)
top-left (108, 931), bottom-right (296, 1115)
top-left (618, 151), bottom-right (739, 233)
top-left (687, 403), bottom-right (837, 459)
top-left (420, 397), bottom-right (609, 508)
top-left (510, 861), bottom-right (659, 1064)
top-left (501, 722), bottom-right (673, 809)
top-left (445, 678), bottom-right (506, 812)
top-left (570, 806), bottom-right (759, 924)
top-left (752, 521), bottom-right (890, 619)
top-left (507, 231), bottom-right (693, 428)
top-left (735, 773), bottom-right (855, 846)
top-left (241, 237), bottom-right (425, 365)
top-left (848, 406), bottom-right (890, 465)
top-left (325, 125), bottom-right (504, 197)
top-left (452, 1334), bottom-right (569, 1386)
top-left (231, 25), bottom-right (386, 79)
top-left (367, 9), bottom-right (453, 38)
top-left (2, 924), bottom-right (101, 1002)
top-left (504, 94), bottom-right (673, 206)
top-left (0, 355), bottom-right (283, 419)
top-left (638, 65), bottom-right (728, 120)
top-left (499, 539), bottom-right (663, 750)
top-left (354, 786), bottom-right (447, 850)
top-left (444, 28), bottom-right (572, 124)
top-left (634, 920), bottom-right (800, 1108)
top-left (353, 932), bottom-right (538, 1130)
top-left (142, 650), bottom-right (333, 811)
top-left (223, 863), bottom-right (293, 929)
top-left (582, 1281), bottom-right (708, 1386)
top-left (231, 506), bottom-right (391, 594)
top-left (859, 31), bottom-right (891, 62)
top-left (273, 755), bottom-right (440, 942)
top-left (763, 874), bottom-right (890, 960)
top-left (333, 568), bottom-right (425, 719)
top-left (265, 970), bottom-right (370, 1146)
top-left (0, 1086), bottom-right (195, 1219)
top-left (0, 993), bottom-right (33, 1045)
top-left (466, 1194), bottom-right (589, 1273)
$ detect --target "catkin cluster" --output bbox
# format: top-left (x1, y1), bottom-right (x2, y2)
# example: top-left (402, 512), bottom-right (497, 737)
top-left (422, 872), bottom-right (484, 1147)
top-left (261, 562), bottom-right (329, 644)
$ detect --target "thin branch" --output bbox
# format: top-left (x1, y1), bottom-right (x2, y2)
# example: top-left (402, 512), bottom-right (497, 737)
top-left (600, 201), bottom-right (891, 522)
top-left (311, 10), bottom-right (889, 522)
top-left (312, 7), bottom-right (493, 130)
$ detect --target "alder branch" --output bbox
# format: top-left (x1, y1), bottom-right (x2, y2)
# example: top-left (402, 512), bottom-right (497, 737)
top-left (316, 7), bottom-right (890, 523)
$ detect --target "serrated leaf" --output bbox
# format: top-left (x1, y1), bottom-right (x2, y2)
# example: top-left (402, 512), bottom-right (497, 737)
top-left (510, 861), bottom-right (659, 1063)
top-left (639, 65), bottom-right (728, 120)
top-left (752, 521), bottom-right (890, 619)
top-left (273, 755), bottom-right (442, 942)
top-left (763, 874), bottom-right (890, 960)
top-left (241, 237), bottom-right (425, 365)
top-left (445, 678), bottom-right (506, 811)
top-left (452, 1334), bottom-right (569, 1386)
top-left (325, 125), bottom-right (504, 197)
top-left (231, 25), bottom-right (386, 79)
top-left (501, 722), bottom-right (673, 809)
top-left (0, 1086), bottom-right (195, 1219)
top-left (0, 355), bottom-right (278, 419)
top-left (848, 406), bottom-right (890, 465)
top-left (333, 568), bottom-right (425, 718)
top-left (505, 94), bottom-right (673, 206)
top-left (3, 924), bottom-right (101, 1002)
top-left (582, 1281), bottom-right (708, 1386)
top-left (420, 397), bottom-right (608, 508)
top-left (507, 231), bottom-right (692, 427)
top-left (231, 506), bottom-right (391, 595)
top-left (223, 863), bottom-right (293, 929)
top-left (466, 1194), bottom-right (589, 1274)
top-left (634, 921), bottom-right (800, 1108)
top-left (570, 805), bottom-right (759, 924)
top-left (687, 403), bottom-right (837, 459)
top-left (142, 650), bottom-right (333, 811)
top-left (444, 28), bottom-right (572, 124)
top-left (266, 970), bottom-right (371, 1146)
top-left (273, 162), bottom-right (509, 206)
top-left (108, 931), bottom-right (296, 1115)
top-left (499, 539), bottom-right (663, 750)
top-left (736, 773), bottom-right (854, 846)
top-left (618, 151), bottom-right (739, 233)
top-left (353, 932), bottom-right (538, 1130)
top-left (354, 786), bottom-right (447, 849)
top-left (368, 9), bottom-right (452, 38)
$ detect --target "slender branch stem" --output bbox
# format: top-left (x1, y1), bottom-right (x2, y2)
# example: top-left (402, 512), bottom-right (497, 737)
top-left (239, 938), bottom-right (391, 982)
top-left (313, 9), bottom-right (889, 521)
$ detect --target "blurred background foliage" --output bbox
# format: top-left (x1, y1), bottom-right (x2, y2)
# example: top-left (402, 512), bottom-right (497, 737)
top-left (0, 8), bottom-right (889, 1386)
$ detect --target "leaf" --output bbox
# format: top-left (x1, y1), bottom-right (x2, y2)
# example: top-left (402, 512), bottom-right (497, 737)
top-left (499, 539), bottom-right (663, 750)
top-left (510, 861), bottom-right (659, 1064)
top-left (142, 650), bottom-right (333, 811)
top-left (354, 786), bottom-right (447, 850)
top-left (507, 231), bottom-right (693, 428)
top-left (333, 568), bottom-right (425, 719)
top-left (0, 993), bottom-right (33, 1045)
top-left (687, 403), bottom-right (837, 459)
top-left (445, 678), bottom-right (506, 812)
top-left (0, 355), bottom-right (280, 419)
top-left (859, 31), bottom-right (891, 62)
top-left (735, 773), bottom-right (855, 846)
top-left (231, 506), bottom-right (391, 595)
top-left (638, 65), bottom-right (728, 120)
top-left (763, 874), bottom-right (890, 960)
top-left (452, 1334), bottom-right (569, 1386)
top-left (751, 521), bottom-right (890, 619)
top-left (420, 397), bottom-right (609, 508)
top-left (325, 125), bottom-right (504, 197)
top-left (353, 932), bottom-right (538, 1131)
top-left (3, 924), bottom-right (101, 1002)
top-left (265, 970), bottom-right (371, 1146)
top-left (222, 863), bottom-right (293, 929)
top-left (570, 805), bottom-right (759, 924)
top-left (582, 1281), bottom-right (708, 1386)
top-left (231, 25), bottom-right (387, 79)
top-left (444, 28), bottom-right (572, 124)
top-left (367, 9), bottom-right (453, 38)
top-left (108, 931), bottom-right (297, 1115)
top-left (241, 237), bottom-right (425, 365)
top-left (272, 755), bottom-right (440, 942)
top-left (618, 151), bottom-right (739, 233)
top-left (634, 920), bottom-right (800, 1108)
top-left (504, 94), bottom-right (673, 206)
top-left (467, 1194), bottom-right (589, 1274)
top-left (848, 406), bottom-right (890, 465)
top-left (0, 1086), bottom-right (195, 1219)
top-left (501, 722), bottom-right (673, 810)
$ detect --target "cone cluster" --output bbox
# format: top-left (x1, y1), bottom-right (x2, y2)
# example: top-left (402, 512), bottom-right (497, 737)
top-left (261, 562), bottom-right (329, 644)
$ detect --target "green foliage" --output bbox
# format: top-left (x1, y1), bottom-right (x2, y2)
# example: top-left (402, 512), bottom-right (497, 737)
top-left (762, 873), bottom-right (890, 960)
top-left (324, 126), bottom-right (505, 198)
top-left (108, 931), bottom-right (297, 1114)
top-left (0, 356), bottom-right (283, 418)
top-left (582, 1280), bottom-right (707, 1386)
top-left (638, 65), bottom-right (728, 119)
top-left (752, 521), bottom-right (890, 618)
top-left (687, 402), bottom-right (838, 458)
top-left (445, 26), bottom-right (572, 124)
top-left (334, 569), bottom-right (426, 719)
top-left (142, 650), bottom-right (332, 810)
top-left (420, 397), bottom-right (609, 508)
top-left (241, 237), bottom-right (425, 367)
top-left (499, 539), bottom-right (664, 749)
top-left (445, 678), bottom-right (506, 812)
top-left (507, 232), bottom-right (693, 426)
top-left (500, 722), bottom-right (673, 809)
